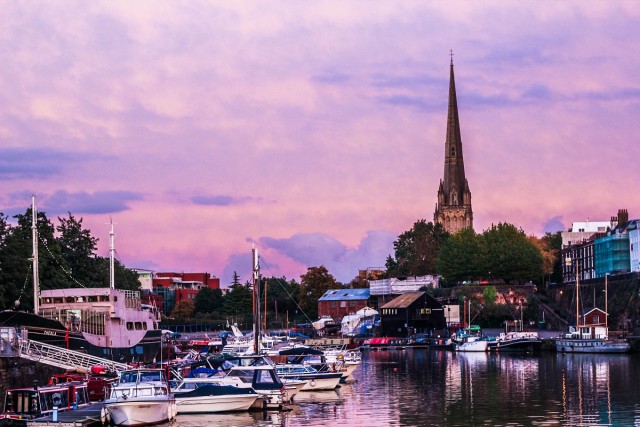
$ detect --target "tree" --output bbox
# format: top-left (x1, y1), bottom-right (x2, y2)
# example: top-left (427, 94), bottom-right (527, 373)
top-left (482, 223), bottom-right (544, 284)
top-left (437, 227), bottom-right (487, 284)
top-left (57, 213), bottom-right (100, 286)
top-left (299, 266), bottom-right (338, 321)
top-left (223, 284), bottom-right (253, 325)
top-left (170, 299), bottom-right (195, 322)
top-left (231, 271), bottom-right (241, 287)
top-left (194, 287), bottom-right (224, 315)
top-left (0, 208), bottom-right (69, 310)
top-left (386, 220), bottom-right (450, 278)
top-left (263, 277), bottom-right (300, 328)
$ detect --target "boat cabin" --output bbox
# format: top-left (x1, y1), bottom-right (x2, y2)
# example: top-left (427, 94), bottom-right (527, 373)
top-left (1, 382), bottom-right (89, 421)
top-left (568, 307), bottom-right (609, 339)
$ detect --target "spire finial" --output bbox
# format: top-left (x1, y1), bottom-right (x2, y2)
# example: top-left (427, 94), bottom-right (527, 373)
top-left (449, 49), bottom-right (454, 65)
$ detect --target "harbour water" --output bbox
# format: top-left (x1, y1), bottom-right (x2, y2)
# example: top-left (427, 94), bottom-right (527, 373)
top-left (169, 349), bottom-right (640, 427)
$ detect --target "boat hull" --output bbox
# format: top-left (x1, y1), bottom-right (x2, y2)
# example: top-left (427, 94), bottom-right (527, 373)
top-left (0, 311), bottom-right (161, 364)
top-left (105, 398), bottom-right (175, 426)
top-left (455, 340), bottom-right (488, 352)
top-left (555, 338), bottom-right (630, 353)
top-left (175, 394), bottom-right (257, 414)
top-left (300, 375), bottom-right (342, 391)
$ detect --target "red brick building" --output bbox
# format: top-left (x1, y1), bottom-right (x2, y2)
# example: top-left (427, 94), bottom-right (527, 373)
top-left (318, 288), bottom-right (370, 321)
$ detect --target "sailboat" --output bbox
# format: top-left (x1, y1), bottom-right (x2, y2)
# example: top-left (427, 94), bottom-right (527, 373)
top-left (555, 257), bottom-right (630, 353)
top-left (0, 196), bottom-right (163, 363)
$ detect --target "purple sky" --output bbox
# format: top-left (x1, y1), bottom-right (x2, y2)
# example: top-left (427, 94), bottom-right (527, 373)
top-left (2, 2), bottom-right (639, 286)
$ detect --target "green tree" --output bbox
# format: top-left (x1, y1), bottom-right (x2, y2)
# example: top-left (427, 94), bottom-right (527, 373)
top-left (263, 277), bottom-right (300, 328)
top-left (483, 286), bottom-right (497, 305)
top-left (483, 223), bottom-right (544, 284)
top-left (194, 287), bottom-right (224, 315)
top-left (299, 266), bottom-right (338, 320)
top-left (386, 220), bottom-right (450, 278)
top-left (170, 299), bottom-right (195, 322)
top-left (57, 213), bottom-right (100, 286)
top-left (231, 271), bottom-right (241, 287)
top-left (223, 284), bottom-right (253, 325)
top-left (0, 208), bottom-right (69, 310)
top-left (436, 227), bottom-right (487, 284)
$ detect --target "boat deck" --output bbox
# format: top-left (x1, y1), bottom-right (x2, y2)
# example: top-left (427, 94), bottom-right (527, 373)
top-left (26, 402), bottom-right (105, 427)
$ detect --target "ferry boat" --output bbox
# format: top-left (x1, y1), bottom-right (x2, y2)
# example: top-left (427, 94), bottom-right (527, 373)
top-left (0, 198), bottom-right (162, 364)
top-left (0, 381), bottom-right (90, 422)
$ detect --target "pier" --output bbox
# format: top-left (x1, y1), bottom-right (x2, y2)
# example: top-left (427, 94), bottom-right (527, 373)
top-left (25, 403), bottom-right (105, 427)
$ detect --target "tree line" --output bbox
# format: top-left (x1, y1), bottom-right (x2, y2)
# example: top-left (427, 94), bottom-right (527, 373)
top-left (0, 207), bottom-right (142, 311)
top-left (0, 204), bottom-right (562, 325)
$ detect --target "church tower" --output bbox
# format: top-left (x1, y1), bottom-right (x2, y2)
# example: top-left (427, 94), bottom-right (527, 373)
top-left (434, 55), bottom-right (473, 234)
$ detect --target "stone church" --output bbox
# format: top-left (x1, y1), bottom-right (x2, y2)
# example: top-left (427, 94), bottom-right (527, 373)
top-left (434, 57), bottom-right (473, 234)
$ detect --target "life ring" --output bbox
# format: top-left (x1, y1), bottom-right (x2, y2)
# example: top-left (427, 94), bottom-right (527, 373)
top-left (336, 354), bottom-right (345, 362)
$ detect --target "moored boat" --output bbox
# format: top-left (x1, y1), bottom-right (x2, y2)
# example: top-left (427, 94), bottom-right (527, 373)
top-left (0, 199), bottom-right (163, 364)
top-left (172, 379), bottom-right (258, 413)
top-left (104, 368), bottom-right (176, 426)
top-left (0, 381), bottom-right (90, 422)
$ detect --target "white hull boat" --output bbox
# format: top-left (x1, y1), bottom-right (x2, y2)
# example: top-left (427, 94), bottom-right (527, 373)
top-left (107, 399), bottom-right (175, 426)
top-left (455, 337), bottom-right (488, 352)
top-left (105, 368), bottom-right (176, 426)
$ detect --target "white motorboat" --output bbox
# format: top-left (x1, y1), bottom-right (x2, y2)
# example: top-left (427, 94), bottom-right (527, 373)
top-left (275, 364), bottom-right (343, 391)
top-left (172, 378), bottom-right (258, 413)
top-left (104, 368), bottom-right (176, 426)
top-left (454, 336), bottom-right (488, 352)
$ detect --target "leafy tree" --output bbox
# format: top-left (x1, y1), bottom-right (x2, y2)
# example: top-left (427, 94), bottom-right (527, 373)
top-left (263, 277), bottom-right (300, 328)
top-left (386, 220), bottom-right (450, 278)
top-left (483, 286), bottom-right (497, 305)
top-left (194, 287), bottom-right (224, 315)
top-left (223, 284), bottom-right (253, 325)
top-left (299, 266), bottom-right (339, 320)
top-left (0, 208), bottom-right (69, 310)
top-left (170, 299), bottom-right (195, 322)
top-left (57, 213), bottom-right (100, 286)
top-left (544, 232), bottom-right (563, 286)
top-left (437, 227), bottom-right (487, 284)
top-left (482, 223), bottom-right (544, 284)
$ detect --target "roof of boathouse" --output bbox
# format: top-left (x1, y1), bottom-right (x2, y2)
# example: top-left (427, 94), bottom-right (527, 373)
top-left (379, 291), bottom-right (428, 309)
top-left (318, 288), bottom-right (370, 301)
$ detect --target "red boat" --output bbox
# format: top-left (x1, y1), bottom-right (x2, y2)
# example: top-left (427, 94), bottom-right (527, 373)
top-left (47, 365), bottom-right (117, 402)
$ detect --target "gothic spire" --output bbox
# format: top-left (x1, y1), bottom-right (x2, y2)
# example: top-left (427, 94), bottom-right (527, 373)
top-left (434, 53), bottom-right (473, 234)
top-left (443, 56), bottom-right (466, 204)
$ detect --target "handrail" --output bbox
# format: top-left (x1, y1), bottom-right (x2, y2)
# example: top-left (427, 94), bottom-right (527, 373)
top-left (18, 339), bottom-right (130, 374)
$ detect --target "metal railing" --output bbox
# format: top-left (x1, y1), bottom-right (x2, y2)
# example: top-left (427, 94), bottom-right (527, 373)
top-left (18, 339), bottom-right (130, 374)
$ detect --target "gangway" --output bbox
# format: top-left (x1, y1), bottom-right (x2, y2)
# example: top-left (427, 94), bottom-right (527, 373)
top-left (18, 339), bottom-right (130, 374)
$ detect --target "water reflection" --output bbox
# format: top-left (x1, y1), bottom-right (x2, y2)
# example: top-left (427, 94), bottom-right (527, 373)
top-left (168, 350), bottom-right (640, 426)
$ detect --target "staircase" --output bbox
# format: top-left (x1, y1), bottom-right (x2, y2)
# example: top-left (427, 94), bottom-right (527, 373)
top-left (18, 339), bottom-right (130, 374)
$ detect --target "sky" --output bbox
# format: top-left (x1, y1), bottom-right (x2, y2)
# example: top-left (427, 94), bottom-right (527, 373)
top-left (1, 1), bottom-right (639, 286)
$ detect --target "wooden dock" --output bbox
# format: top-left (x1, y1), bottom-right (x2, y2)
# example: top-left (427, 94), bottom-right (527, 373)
top-left (26, 403), bottom-right (105, 427)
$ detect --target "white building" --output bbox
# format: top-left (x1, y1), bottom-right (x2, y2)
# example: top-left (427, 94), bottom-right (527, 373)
top-left (561, 220), bottom-right (610, 248)
top-left (630, 227), bottom-right (640, 273)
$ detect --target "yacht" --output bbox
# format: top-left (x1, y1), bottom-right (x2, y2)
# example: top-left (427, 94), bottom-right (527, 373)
top-left (172, 378), bottom-right (258, 413)
top-left (104, 368), bottom-right (176, 426)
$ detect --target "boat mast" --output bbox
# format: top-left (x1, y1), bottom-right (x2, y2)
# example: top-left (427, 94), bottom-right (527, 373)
top-left (31, 195), bottom-right (40, 314)
top-left (252, 246), bottom-right (261, 354)
top-left (109, 218), bottom-right (115, 289)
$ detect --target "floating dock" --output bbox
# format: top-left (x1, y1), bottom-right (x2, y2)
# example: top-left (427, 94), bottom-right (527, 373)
top-left (26, 403), bottom-right (105, 427)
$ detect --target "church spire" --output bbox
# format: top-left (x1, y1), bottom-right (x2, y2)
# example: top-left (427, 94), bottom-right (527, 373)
top-left (434, 53), bottom-right (473, 234)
